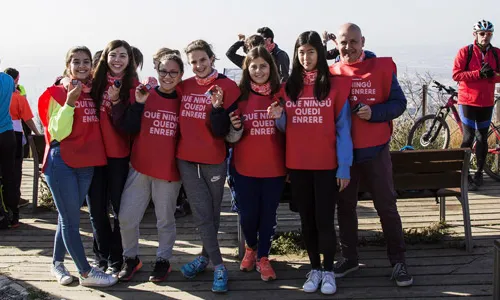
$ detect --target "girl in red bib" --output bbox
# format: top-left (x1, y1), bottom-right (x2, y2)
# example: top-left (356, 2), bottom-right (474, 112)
top-left (111, 53), bottom-right (183, 282)
top-left (226, 46), bottom-right (285, 281)
top-left (86, 40), bottom-right (138, 276)
top-left (268, 31), bottom-right (353, 295)
top-left (38, 46), bottom-right (117, 287)
top-left (176, 40), bottom-right (240, 293)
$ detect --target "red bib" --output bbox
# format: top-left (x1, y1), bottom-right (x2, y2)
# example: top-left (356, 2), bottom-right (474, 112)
top-left (176, 76), bottom-right (240, 164)
top-left (284, 76), bottom-right (351, 170)
top-left (99, 81), bottom-right (133, 158)
top-left (330, 57), bottom-right (396, 149)
top-left (39, 86), bottom-right (106, 171)
top-left (233, 92), bottom-right (286, 177)
top-left (131, 89), bottom-right (180, 181)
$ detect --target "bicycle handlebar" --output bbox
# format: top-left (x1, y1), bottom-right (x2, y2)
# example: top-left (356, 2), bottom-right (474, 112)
top-left (432, 80), bottom-right (458, 97)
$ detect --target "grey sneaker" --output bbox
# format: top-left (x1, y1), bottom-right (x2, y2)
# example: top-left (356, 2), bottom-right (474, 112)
top-left (303, 269), bottom-right (322, 293)
top-left (51, 261), bottom-right (73, 285)
top-left (391, 263), bottom-right (413, 287)
top-left (320, 271), bottom-right (337, 294)
top-left (80, 267), bottom-right (118, 287)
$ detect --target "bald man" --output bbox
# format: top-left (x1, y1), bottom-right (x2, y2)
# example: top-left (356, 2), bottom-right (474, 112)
top-left (329, 23), bottom-right (412, 287)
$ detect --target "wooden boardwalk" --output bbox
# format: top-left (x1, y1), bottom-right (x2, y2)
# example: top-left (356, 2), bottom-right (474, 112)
top-left (0, 159), bottom-right (498, 299)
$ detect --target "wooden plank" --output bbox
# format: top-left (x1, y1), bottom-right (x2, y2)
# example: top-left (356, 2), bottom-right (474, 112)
top-left (392, 160), bottom-right (464, 174)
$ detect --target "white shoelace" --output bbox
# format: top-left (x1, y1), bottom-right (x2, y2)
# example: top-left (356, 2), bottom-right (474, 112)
top-left (305, 269), bottom-right (322, 284)
top-left (322, 271), bottom-right (335, 285)
top-left (89, 268), bottom-right (110, 281)
top-left (54, 263), bottom-right (69, 277)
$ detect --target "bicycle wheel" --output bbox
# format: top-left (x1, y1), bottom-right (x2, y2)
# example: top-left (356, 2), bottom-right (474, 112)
top-left (482, 125), bottom-right (500, 181)
top-left (407, 115), bottom-right (450, 149)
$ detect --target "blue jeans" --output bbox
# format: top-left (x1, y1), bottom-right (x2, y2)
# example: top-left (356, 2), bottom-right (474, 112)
top-left (233, 170), bottom-right (285, 258)
top-left (44, 146), bottom-right (93, 274)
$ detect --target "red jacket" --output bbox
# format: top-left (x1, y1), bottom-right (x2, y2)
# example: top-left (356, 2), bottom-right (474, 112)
top-left (452, 42), bottom-right (500, 107)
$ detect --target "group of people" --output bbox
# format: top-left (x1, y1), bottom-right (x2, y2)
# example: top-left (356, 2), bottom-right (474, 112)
top-left (0, 19), bottom-right (498, 295)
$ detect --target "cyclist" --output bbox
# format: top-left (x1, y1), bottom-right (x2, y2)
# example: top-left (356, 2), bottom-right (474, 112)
top-left (452, 20), bottom-right (500, 190)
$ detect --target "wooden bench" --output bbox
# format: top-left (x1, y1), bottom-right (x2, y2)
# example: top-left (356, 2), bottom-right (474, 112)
top-left (237, 148), bottom-right (473, 258)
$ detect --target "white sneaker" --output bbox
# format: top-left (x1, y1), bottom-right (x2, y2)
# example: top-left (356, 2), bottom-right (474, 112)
top-left (303, 269), bottom-right (322, 293)
top-left (79, 267), bottom-right (118, 287)
top-left (321, 271), bottom-right (337, 294)
top-left (51, 261), bottom-right (73, 285)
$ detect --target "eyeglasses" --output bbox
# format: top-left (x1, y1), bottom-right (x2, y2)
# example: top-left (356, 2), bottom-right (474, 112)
top-left (158, 69), bottom-right (180, 78)
top-left (478, 31), bottom-right (493, 37)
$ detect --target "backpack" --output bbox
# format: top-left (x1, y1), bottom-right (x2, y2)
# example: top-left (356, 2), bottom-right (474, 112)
top-left (465, 44), bottom-right (500, 71)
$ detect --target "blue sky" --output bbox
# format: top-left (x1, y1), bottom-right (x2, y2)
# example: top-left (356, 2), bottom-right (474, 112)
top-left (0, 0), bottom-right (498, 110)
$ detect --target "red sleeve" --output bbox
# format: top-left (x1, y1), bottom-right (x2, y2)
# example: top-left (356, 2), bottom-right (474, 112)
top-left (452, 47), bottom-right (481, 82)
top-left (221, 79), bottom-right (241, 109)
top-left (19, 95), bottom-right (34, 121)
top-left (494, 48), bottom-right (500, 83)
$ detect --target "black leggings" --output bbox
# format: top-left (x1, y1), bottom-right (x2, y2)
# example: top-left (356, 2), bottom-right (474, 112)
top-left (459, 105), bottom-right (494, 173)
top-left (289, 169), bottom-right (338, 271)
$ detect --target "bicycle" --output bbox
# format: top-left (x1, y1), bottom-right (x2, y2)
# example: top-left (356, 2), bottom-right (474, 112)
top-left (407, 80), bottom-right (500, 181)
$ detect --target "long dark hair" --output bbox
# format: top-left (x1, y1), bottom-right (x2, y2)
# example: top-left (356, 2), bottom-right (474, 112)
top-left (239, 46), bottom-right (280, 101)
top-left (285, 31), bottom-right (330, 102)
top-left (91, 40), bottom-right (137, 113)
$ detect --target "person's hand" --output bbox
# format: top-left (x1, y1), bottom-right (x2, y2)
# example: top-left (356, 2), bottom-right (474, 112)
top-left (480, 63), bottom-right (495, 79)
top-left (357, 105), bottom-right (372, 120)
top-left (210, 85), bottom-right (224, 108)
top-left (329, 33), bottom-right (338, 46)
top-left (66, 81), bottom-right (82, 107)
top-left (135, 85), bottom-right (150, 104)
top-left (107, 84), bottom-right (121, 103)
top-left (322, 31), bottom-right (329, 42)
top-left (337, 178), bottom-right (350, 192)
top-left (60, 77), bottom-right (71, 90)
top-left (285, 174), bottom-right (291, 183)
top-left (267, 101), bottom-right (283, 119)
top-left (229, 111), bottom-right (242, 129)
top-left (238, 34), bottom-right (246, 41)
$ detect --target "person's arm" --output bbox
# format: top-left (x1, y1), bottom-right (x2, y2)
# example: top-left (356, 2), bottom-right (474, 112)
top-left (226, 41), bottom-right (245, 68)
top-left (225, 124), bottom-right (243, 143)
top-left (47, 98), bottom-right (74, 142)
top-left (211, 101), bottom-right (238, 138)
top-left (326, 48), bottom-right (340, 60)
top-left (336, 100), bottom-right (353, 180)
top-left (112, 101), bottom-right (144, 134)
top-left (275, 110), bottom-right (287, 132)
top-left (369, 74), bottom-right (407, 122)
top-left (452, 47), bottom-right (482, 82)
top-left (25, 119), bottom-right (41, 135)
top-left (277, 52), bottom-right (290, 83)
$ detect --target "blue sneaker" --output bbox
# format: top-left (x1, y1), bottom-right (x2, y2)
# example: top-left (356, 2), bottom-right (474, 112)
top-left (212, 265), bottom-right (228, 293)
top-left (180, 256), bottom-right (208, 279)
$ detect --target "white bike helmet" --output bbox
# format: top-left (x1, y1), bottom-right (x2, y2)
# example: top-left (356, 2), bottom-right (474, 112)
top-left (473, 20), bottom-right (494, 32)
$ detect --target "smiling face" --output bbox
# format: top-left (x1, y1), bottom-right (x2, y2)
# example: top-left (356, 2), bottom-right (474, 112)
top-left (68, 51), bottom-right (92, 81)
top-left (187, 50), bottom-right (214, 78)
top-left (337, 26), bottom-right (365, 64)
top-left (157, 59), bottom-right (183, 93)
top-left (298, 44), bottom-right (318, 71)
top-left (248, 57), bottom-right (270, 85)
top-left (107, 46), bottom-right (129, 77)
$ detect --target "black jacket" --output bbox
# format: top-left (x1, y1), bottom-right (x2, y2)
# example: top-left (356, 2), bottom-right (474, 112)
top-left (225, 41), bottom-right (290, 83)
